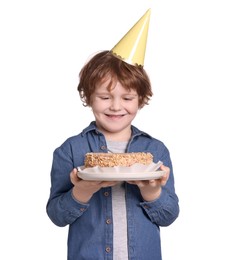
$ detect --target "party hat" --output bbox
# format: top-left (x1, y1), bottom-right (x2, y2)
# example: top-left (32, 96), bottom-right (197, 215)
top-left (110, 9), bottom-right (151, 67)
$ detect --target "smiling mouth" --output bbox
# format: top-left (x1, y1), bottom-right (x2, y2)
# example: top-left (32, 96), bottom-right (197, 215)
top-left (105, 114), bottom-right (126, 119)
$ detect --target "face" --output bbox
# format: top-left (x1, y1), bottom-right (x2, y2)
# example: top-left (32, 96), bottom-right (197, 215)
top-left (90, 79), bottom-right (139, 141)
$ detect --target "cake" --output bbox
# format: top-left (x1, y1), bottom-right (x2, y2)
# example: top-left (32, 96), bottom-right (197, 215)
top-left (84, 152), bottom-right (153, 168)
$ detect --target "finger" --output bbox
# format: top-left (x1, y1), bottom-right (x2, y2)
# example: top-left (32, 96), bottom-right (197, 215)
top-left (160, 172), bottom-right (170, 186)
top-left (160, 165), bottom-right (170, 175)
top-left (148, 179), bottom-right (159, 188)
top-left (70, 168), bottom-right (79, 184)
top-left (101, 181), bottom-right (119, 188)
top-left (132, 180), bottom-right (146, 188)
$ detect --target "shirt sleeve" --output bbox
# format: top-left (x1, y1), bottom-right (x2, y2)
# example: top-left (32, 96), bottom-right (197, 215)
top-left (46, 145), bottom-right (89, 227)
top-left (140, 145), bottom-right (179, 226)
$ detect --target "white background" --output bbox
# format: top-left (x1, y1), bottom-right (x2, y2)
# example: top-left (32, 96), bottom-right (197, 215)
top-left (0, 0), bottom-right (228, 259)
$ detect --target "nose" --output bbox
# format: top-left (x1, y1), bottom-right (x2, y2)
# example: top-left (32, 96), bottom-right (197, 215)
top-left (110, 98), bottom-right (122, 111)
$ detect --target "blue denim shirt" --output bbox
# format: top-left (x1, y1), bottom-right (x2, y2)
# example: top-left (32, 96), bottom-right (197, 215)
top-left (46, 121), bottom-right (179, 260)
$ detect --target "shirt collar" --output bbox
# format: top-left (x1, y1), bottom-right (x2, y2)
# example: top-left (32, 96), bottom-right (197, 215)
top-left (81, 121), bottom-right (152, 139)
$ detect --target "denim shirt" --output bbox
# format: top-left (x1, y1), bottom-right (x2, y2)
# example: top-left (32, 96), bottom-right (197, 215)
top-left (46, 121), bottom-right (179, 260)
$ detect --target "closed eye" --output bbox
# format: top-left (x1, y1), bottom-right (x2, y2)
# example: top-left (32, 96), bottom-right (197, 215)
top-left (99, 96), bottom-right (110, 100)
top-left (123, 96), bottom-right (137, 101)
top-left (123, 97), bottom-right (134, 101)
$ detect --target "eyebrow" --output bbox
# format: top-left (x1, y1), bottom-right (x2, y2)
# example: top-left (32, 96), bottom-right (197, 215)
top-left (94, 91), bottom-right (110, 94)
top-left (94, 90), bottom-right (137, 95)
top-left (94, 92), bottom-right (138, 97)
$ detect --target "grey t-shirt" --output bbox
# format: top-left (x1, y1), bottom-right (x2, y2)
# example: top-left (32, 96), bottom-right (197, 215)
top-left (107, 140), bottom-right (128, 260)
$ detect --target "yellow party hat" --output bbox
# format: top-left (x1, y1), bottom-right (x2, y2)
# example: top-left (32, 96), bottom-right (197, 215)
top-left (110, 9), bottom-right (151, 67)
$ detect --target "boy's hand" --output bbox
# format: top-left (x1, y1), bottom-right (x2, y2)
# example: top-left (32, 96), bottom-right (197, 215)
top-left (70, 168), bottom-right (118, 203)
top-left (126, 165), bottom-right (170, 201)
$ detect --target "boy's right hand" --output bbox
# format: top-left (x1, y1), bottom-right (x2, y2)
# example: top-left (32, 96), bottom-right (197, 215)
top-left (70, 168), bottom-right (117, 203)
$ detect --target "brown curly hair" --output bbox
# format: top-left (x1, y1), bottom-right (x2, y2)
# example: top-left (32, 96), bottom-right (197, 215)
top-left (77, 51), bottom-right (153, 107)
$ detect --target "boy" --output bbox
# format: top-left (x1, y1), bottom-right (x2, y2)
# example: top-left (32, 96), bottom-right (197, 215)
top-left (47, 9), bottom-right (179, 260)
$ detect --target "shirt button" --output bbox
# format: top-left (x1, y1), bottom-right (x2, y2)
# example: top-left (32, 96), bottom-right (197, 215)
top-left (100, 145), bottom-right (106, 150)
top-left (80, 208), bottom-right (85, 212)
top-left (106, 219), bottom-right (112, 224)
top-left (104, 191), bottom-right (109, 197)
top-left (105, 247), bottom-right (111, 253)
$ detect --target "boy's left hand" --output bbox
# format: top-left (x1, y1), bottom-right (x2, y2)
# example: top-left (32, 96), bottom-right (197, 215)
top-left (126, 165), bottom-right (170, 201)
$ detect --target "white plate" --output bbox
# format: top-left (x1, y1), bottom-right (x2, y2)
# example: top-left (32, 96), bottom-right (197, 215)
top-left (77, 169), bottom-right (166, 181)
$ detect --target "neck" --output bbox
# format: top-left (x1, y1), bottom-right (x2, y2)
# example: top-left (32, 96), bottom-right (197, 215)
top-left (102, 129), bottom-right (131, 142)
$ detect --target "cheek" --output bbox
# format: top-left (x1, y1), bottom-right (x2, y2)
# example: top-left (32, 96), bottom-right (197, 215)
top-left (133, 108), bottom-right (139, 115)
top-left (90, 98), bottom-right (99, 109)
top-left (127, 107), bottom-right (139, 116)
top-left (91, 101), bottom-right (107, 113)
top-left (128, 101), bottom-right (139, 113)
